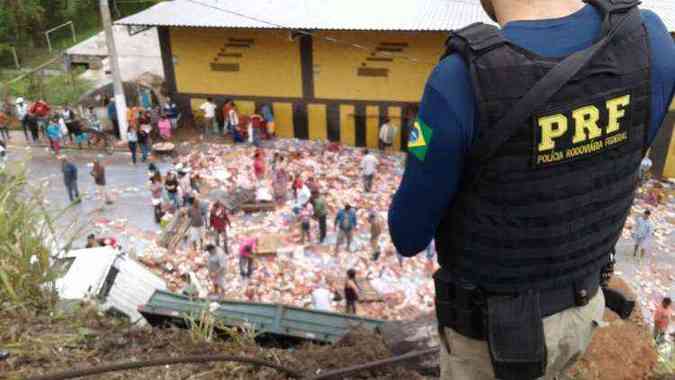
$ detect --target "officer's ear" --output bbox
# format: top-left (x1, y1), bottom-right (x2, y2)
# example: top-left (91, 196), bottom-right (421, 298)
top-left (480, 0), bottom-right (498, 22)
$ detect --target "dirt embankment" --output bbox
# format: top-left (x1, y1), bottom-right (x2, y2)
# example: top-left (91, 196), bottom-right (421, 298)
top-left (0, 305), bottom-right (420, 380)
top-left (1, 276), bottom-right (664, 380)
top-left (569, 277), bottom-right (660, 380)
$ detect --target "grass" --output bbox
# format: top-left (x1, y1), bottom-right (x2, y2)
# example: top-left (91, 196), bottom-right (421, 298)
top-left (653, 342), bottom-right (675, 379)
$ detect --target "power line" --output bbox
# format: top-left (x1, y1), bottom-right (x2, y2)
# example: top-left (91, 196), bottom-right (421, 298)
top-left (183, 0), bottom-right (441, 66)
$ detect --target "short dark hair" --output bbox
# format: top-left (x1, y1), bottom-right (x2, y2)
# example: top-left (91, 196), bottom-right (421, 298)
top-left (206, 244), bottom-right (216, 253)
top-left (664, 298), bottom-right (672, 308)
top-left (345, 204), bottom-right (352, 211)
top-left (87, 234), bottom-right (95, 240)
top-left (364, 149), bottom-right (369, 155)
top-left (207, 97), bottom-right (213, 102)
top-left (347, 269), bottom-right (356, 279)
top-left (645, 210), bottom-right (651, 216)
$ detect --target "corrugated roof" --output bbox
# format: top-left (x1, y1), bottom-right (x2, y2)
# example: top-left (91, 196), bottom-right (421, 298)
top-left (116, 0), bottom-right (675, 31)
top-left (116, 0), bottom-right (493, 31)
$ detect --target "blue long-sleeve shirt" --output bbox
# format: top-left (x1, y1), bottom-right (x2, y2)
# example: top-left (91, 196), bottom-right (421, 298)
top-left (389, 5), bottom-right (675, 257)
top-left (62, 163), bottom-right (78, 184)
top-left (335, 209), bottom-right (357, 230)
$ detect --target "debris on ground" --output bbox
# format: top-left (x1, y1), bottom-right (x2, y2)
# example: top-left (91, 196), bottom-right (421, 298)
top-left (0, 305), bottom-right (421, 379)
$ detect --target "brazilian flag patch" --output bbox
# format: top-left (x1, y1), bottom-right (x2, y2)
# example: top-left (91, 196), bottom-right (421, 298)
top-left (408, 118), bottom-right (433, 161)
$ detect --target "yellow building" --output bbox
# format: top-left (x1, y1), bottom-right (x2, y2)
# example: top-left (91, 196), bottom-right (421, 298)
top-left (118, 0), bottom-right (674, 176)
top-left (117, 0), bottom-right (494, 150)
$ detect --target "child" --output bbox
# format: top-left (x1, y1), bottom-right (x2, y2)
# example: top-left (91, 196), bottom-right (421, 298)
top-left (654, 297), bottom-right (673, 345)
top-left (206, 244), bottom-right (226, 297)
top-left (46, 116), bottom-right (62, 155)
top-left (344, 269), bottom-right (359, 314)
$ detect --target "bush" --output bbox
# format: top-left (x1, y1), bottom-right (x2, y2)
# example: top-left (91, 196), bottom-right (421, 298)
top-left (0, 163), bottom-right (69, 311)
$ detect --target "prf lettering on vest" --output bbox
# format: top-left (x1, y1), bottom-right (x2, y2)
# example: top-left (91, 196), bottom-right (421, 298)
top-left (535, 94), bottom-right (631, 167)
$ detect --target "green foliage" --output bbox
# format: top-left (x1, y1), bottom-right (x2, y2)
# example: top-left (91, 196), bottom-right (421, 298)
top-left (5, 69), bottom-right (94, 106)
top-left (0, 0), bottom-right (161, 61)
top-left (0, 164), bottom-right (63, 311)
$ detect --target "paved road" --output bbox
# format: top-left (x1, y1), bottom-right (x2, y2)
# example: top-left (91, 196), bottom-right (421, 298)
top-left (5, 133), bottom-right (174, 248)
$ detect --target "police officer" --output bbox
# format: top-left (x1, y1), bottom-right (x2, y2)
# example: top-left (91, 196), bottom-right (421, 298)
top-left (389, 0), bottom-right (675, 379)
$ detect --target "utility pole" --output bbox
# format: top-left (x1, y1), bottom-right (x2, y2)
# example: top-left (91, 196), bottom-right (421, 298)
top-left (100, 0), bottom-right (128, 142)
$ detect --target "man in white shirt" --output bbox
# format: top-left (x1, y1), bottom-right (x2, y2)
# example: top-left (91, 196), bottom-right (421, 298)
top-left (295, 183), bottom-right (311, 210)
top-left (361, 149), bottom-right (378, 193)
top-left (378, 118), bottom-right (397, 151)
top-left (632, 210), bottom-right (654, 259)
top-left (199, 98), bottom-right (217, 138)
top-left (15, 97), bottom-right (29, 142)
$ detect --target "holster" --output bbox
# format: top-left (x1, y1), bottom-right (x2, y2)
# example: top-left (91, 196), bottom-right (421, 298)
top-left (434, 271), bottom-right (547, 380)
top-left (602, 287), bottom-right (635, 320)
top-left (486, 292), bottom-right (547, 380)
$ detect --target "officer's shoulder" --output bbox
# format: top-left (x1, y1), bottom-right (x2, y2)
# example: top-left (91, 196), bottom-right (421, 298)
top-left (426, 53), bottom-right (472, 99)
top-left (640, 8), bottom-right (667, 29)
top-left (640, 9), bottom-right (675, 64)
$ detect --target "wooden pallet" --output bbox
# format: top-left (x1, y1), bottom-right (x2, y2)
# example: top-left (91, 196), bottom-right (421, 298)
top-left (159, 209), bottom-right (190, 252)
top-left (255, 233), bottom-right (285, 256)
top-left (240, 201), bottom-right (276, 213)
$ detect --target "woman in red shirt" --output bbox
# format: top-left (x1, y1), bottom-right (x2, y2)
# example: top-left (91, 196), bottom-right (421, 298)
top-left (209, 201), bottom-right (232, 253)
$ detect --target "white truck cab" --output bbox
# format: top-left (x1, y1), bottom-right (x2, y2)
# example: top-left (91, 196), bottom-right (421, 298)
top-left (55, 246), bottom-right (166, 324)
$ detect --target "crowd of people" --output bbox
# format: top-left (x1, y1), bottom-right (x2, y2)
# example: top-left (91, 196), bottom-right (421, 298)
top-left (0, 95), bottom-right (180, 159)
top-left (146, 146), bottom-right (397, 314)
top-left (1, 93), bottom-right (664, 323)
top-left (0, 97), bottom-right (103, 153)
top-left (199, 98), bottom-right (276, 144)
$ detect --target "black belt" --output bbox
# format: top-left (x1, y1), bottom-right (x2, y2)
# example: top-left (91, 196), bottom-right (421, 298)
top-left (434, 270), bottom-right (601, 341)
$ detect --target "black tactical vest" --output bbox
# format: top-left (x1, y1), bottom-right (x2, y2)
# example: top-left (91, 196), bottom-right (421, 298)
top-left (435, 0), bottom-right (651, 293)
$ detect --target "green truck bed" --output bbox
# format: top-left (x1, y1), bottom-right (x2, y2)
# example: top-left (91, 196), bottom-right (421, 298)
top-left (139, 290), bottom-right (385, 343)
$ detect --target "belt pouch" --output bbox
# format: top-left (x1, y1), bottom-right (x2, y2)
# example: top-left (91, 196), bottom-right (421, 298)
top-left (486, 292), bottom-right (547, 380)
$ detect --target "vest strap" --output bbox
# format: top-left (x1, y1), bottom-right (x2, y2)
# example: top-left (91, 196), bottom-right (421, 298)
top-left (442, 23), bottom-right (506, 61)
top-left (584, 0), bottom-right (642, 35)
top-left (584, 0), bottom-right (641, 15)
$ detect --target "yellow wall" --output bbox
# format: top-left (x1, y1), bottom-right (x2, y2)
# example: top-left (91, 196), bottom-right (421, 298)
top-left (366, 106), bottom-right (380, 149)
top-left (340, 105), bottom-right (356, 146)
top-left (236, 100), bottom-right (255, 116)
top-left (308, 104), bottom-right (327, 141)
top-left (313, 31), bottom-right (445, 102)
top-left (273, 103), bottom-right (294, 138)
top-left (388, 106), bottom-right (403, 151)
top-left (171, 28), bottom-right (303, 98)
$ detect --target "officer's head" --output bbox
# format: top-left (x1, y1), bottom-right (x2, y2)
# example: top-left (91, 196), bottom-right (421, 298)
top-left (663, 298), bottom-right (672, 308)
top-left (644, 210), bottom-right (651, 219)
top-left (480, 0), bottom-right (498, 22)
